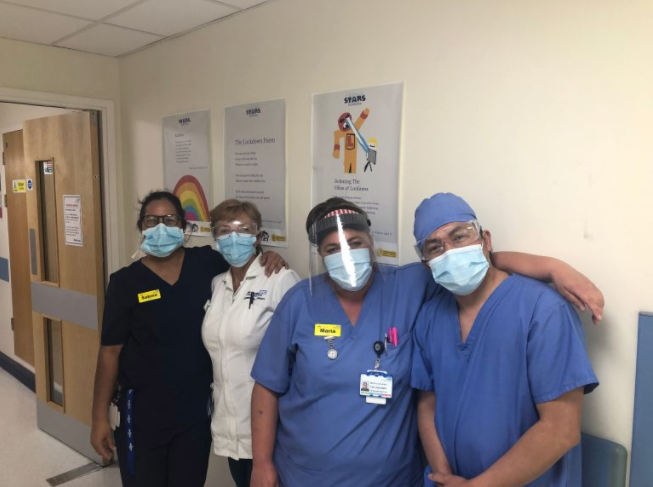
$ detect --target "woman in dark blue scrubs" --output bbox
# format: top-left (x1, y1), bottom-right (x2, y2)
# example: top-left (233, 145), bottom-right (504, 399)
top-left (90, 191), bottom-right (284, 487)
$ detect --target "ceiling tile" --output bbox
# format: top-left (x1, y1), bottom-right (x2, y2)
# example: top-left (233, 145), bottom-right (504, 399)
top-left (0, 3), bottom-right (91, 44)
top-left (217, 0), bottom-right (267, 9)
top-left (55, 24), bottom-right (162, 57)
top-left (107, 0), bottom-right (238, 37)
top-left (4, 0), bottom-right (142, 20)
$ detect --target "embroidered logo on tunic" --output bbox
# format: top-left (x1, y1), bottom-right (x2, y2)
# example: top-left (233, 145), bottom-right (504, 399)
top-left (138, 289), bottom-right (161, 303)
top-left (244, 290), bottom-right (268, 308)
top-left (314, 324), bottom-right (341, 337)
top-left (247, 290), bottom-right (268, 300)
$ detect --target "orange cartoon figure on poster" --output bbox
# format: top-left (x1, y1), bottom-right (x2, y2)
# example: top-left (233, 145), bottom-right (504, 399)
top-left (332, 108), bottom-right (370, 174)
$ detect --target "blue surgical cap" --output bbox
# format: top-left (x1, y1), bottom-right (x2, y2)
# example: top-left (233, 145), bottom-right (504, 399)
top-left (413, 193), bottom-right (477, 243)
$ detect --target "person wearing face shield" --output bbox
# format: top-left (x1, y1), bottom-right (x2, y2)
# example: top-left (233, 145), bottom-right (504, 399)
top-left (249, 197), bottom-right (603, 487)
top-left (90, 191), bottom-right (286, 487)
top-left (411, 193), bottom-right (599, 487)
top-left (201, 199), bottom-right (300, 487)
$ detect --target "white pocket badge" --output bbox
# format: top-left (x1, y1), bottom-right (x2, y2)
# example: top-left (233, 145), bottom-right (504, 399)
top-left (108, 403), bottom-right (121, 430)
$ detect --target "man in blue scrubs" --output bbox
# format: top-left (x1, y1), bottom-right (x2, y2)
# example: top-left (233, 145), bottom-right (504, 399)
top-left (411, 193), bottom-right (598, 487)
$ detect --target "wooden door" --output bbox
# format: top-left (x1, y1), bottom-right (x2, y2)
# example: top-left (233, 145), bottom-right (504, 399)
top-left (23, 111), bottom-right (105, 461)
top-left (3, 130), bottom-right (34, 365)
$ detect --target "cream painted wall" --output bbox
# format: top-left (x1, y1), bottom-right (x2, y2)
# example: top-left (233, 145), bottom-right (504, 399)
top-left (117, 0), bottom-right (652, 482)
top-left (0, 103), bottom-right (75, 368)
top-left (0, 38), bottom-right (120, 102)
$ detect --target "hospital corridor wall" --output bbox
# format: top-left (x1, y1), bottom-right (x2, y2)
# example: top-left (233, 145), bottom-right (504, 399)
top-left (118, 0), bottom-right (652, 483)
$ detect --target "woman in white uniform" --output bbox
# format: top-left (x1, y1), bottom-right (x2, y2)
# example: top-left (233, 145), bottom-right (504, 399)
top-left (202, 199), bottom-right (300, 487)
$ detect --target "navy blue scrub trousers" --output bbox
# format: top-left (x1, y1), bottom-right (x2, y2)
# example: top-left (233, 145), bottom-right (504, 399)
top-left (114, 419), bottom-right (212, 487)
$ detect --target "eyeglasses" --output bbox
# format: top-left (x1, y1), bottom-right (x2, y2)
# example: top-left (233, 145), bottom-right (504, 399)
top-left (414, 221), bottom-right (481, 261)
top-left (142, 214), bottom-right (183, 228)
top-left (211, 222), bottom-right (258, 240)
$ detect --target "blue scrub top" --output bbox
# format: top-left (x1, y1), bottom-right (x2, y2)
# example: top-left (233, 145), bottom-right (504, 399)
top-left (252, 263), bottom-right (436, 487)
top-left (411, 274), bottom-right (598, 486)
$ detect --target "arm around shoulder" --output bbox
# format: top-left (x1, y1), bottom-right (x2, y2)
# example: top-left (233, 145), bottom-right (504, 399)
top-left (492, 251), bottom-right (604, 324)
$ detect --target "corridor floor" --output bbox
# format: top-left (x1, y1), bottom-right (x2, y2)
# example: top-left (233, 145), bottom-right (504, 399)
top-left (0, 367), bottom-right (121, 486)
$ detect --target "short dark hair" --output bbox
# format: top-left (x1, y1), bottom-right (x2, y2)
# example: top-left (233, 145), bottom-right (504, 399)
top-left (137, 190), bottom-right (187, 230)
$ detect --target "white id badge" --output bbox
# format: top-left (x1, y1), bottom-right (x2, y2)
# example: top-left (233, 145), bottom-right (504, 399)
top-left (360, 370), bottom-right (393, 405)
top-left (109, 403), bottom-right (120, 430)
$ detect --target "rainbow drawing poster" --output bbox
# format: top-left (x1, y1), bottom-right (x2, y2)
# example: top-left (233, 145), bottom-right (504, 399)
top-left (163, 109), bottom-right (213, 236)
top-left (173, 175), bottom-right (210, 222)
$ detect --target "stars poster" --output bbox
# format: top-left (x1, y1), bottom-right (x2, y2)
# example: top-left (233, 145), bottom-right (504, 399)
top-left (312, 83), bottom-right (403, 264)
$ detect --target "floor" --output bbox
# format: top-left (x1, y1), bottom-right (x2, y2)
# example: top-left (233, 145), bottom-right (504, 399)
top-left (0, 367), bottom-right (235, 487)
top-left (0, 367), bottom-right (121, 487)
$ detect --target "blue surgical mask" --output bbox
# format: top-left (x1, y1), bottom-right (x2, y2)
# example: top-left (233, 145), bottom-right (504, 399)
top-left (428, 244), bottom-right (489, 296)
top-left (140, 223), bottom-right (184, 258)
top-left (324, 248), bottom-right (373, 291)
top-left (216, 232), bottom-right (257, 267)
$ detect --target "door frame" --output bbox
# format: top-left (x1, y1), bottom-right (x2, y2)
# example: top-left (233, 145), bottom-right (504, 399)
top-left (0, 87), bottom-right (122, 275)
top-left (0, 89), bottom-right (120, 463)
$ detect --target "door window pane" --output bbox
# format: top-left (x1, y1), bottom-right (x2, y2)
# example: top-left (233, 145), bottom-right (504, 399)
top-left (46, 318), bottom-right (64, 407)
top-left (36, 159), bottom-right (59, 283)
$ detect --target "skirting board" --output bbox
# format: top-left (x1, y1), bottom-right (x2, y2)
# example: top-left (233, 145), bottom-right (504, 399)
top-left (0, 349), bottom-right (35, 391)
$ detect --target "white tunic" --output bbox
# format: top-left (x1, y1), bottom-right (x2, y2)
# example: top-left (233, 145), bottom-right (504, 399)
top-left (201, 255), bottom-right (300, 459)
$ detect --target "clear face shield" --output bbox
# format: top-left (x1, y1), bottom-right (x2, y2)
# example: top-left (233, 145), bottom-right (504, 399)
top-left (413, 220), bottom-right (482, 262)
top-left (308, 212), bottom-right (382, 295)
top-left (211, 217), bottom-right (259, 268)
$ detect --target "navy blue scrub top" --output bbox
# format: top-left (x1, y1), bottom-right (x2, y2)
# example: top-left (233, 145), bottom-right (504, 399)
top-left (101, 246), bottom-right (229, 433)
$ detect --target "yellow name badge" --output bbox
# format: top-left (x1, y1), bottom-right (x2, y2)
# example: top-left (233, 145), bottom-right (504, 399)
top-left (138, 289), bottom-right (161, 303)
top-left (314, 324), bottom-right (341, 337)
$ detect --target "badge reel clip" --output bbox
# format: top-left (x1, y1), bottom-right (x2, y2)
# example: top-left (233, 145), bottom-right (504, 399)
top-left (360, 341), bottom-right (393, 405)
top-left (325, 335), bottom-right (338, 360)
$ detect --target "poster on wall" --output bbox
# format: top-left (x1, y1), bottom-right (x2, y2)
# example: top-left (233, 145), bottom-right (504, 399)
top-left (63, 195), bottom-right (83, 247)
top-left (224, 99), bottom-right (287, 247)
top-left (312, 82), bottom-right (403, 264)
top-left (163, 109), bottom-right (213, 237)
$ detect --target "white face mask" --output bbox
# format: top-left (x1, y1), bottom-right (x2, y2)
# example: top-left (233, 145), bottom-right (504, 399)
top-left (140, 224), bottom-right (184, 258)
top-left (324, 248), bottom-right (372, 291)
top-left (215, 232), bottom-right (257, 267)
top-left (428, 244), bottom-right (489, 295)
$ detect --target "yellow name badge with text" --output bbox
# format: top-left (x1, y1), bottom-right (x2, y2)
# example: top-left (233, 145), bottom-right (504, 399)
top-left (138, 289), bottom-right (161, 303)
top-left (314, 324), bottom-right (341, 337)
